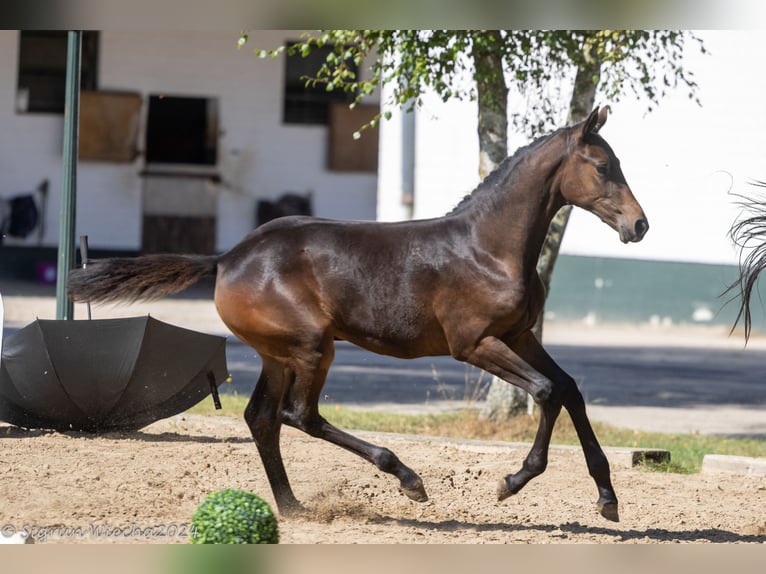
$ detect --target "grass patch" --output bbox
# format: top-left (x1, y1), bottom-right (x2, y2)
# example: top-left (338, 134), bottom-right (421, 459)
top-left (187, 397), bottom-right (766, 474)
top-left (188, 391), bottom-right (249, 417)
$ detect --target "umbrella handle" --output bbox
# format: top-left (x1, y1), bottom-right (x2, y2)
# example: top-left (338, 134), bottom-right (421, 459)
top-left (79, 235), bottom-right (92, 320)
top-left (207, 371), bottom-right (222, 410)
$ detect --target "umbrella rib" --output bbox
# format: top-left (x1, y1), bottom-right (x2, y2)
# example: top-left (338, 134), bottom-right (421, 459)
top-left (104, 316), bottom-right (152, 420)
top-left (38, 323), bottom-right (90, 423)
top-left (104, 320), bottom-right (227, 425)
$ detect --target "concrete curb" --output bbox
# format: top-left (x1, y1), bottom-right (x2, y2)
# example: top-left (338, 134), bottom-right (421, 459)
top-left (701, 454), bottom-right (766, 476)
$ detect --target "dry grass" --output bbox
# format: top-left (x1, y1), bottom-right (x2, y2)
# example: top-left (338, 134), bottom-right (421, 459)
top-left (187, 395), bottom-right (766, 474)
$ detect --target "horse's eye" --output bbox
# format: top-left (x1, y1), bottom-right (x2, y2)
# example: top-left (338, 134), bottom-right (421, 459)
top-left (596, 164), bottom-right (609, 175)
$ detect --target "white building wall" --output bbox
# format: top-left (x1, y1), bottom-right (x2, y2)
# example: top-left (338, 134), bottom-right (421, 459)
top-left (378, 30), bottom-right (766, 266)
top-left (0, 32), bottom-right (73, 248)
top-left (412, 93), bottom-right (480, 221)
top-left (376, 80), bottom-right (415, 222)
top-left (0, 30), bottom-right (379, 252)
top-left (565, 29), bottom-right (766, 266)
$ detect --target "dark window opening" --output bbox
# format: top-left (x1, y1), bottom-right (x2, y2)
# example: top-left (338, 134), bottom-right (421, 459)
top-left (283, 41), bottom-right (358, 125)
top-left (17, 31), bottom-right (99, 114)
top-left (145, 95), bottom-right (219, 166)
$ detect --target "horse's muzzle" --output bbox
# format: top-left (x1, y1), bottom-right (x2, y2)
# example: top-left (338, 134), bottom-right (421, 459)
top-left (619, 217), bottom-right (649, 243)
top-left (634, 217), bottom-right (649, 241)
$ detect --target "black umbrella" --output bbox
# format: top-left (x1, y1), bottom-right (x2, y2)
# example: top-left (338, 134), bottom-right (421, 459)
top-left (0, 316), bottom-right (227, 432)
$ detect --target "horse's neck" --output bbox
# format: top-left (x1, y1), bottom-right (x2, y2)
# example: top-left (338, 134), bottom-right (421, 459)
top-left (463, 137), bottom-right (567, 274)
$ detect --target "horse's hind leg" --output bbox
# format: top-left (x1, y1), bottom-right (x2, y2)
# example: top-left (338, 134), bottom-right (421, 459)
top-left (282, 338), bottom-right (428, 503)
top-left (244, 356), bottom-right (302, 516)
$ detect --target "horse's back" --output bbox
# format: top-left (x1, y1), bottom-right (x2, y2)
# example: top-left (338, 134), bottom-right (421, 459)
top-left (214, 215), bottom-right (460, 357)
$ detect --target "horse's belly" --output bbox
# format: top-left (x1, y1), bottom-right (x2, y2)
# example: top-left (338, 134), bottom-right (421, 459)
top-left (335, 318), bottom-right (450, 359)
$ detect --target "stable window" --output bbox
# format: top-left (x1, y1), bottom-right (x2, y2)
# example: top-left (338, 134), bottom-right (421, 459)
top-left (283, 41), bottom-right (358, 125)
top-left (145, 95), bottom-right (219, 166)
top-left (16, 31), bottom-right (99, 114)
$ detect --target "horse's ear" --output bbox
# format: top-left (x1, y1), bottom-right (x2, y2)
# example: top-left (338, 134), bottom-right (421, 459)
top-left (581, 106), bottom-right (609, 138)
top-left (595, 105), bottom-right (610, 131)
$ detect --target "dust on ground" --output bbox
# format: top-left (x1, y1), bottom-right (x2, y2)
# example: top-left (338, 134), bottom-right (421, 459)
top-left (1, 414), bottom-right (764, 544)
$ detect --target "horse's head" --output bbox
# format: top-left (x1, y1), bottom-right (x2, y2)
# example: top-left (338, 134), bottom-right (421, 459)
top-left (558, 106), bottom-right (648, 243)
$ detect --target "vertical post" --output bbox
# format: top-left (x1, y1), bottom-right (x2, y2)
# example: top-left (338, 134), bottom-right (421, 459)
top-left (400, 106), bottom-right (415, 219)
top-left (56, 31), bottom-right (81, 320)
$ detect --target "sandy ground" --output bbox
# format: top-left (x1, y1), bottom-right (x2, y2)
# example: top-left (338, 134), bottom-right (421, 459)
top-left (1, 413), bottom-right (764, 544)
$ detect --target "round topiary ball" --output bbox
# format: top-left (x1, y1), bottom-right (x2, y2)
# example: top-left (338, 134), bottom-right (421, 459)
top-left (190, 488), bottom-right (279, 544)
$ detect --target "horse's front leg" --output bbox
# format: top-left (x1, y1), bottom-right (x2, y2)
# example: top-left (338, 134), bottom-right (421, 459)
top-left (508, 331), bottom-right (619, 522)
top-left (454, 335), bottom-right (562, 497)
top-left (456, 331), bottom-right (619, 522)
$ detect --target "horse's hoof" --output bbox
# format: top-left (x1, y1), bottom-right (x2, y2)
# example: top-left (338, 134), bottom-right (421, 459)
top-left (497, 477), bottom-right (513, 502)
top-left (278, 500), bottom-right (306, 518)
top-left (597, 500), bottom-right (620, 522)
top-left (401, 479), bottom-right (428, 502)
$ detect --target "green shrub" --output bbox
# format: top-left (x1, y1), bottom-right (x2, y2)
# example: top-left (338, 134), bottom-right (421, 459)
top-left (190, 488), bottom-right (279, 544)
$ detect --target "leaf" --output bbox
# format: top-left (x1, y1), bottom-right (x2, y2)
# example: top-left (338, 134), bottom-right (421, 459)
top-left (243, 29), bottom-right (705, 145)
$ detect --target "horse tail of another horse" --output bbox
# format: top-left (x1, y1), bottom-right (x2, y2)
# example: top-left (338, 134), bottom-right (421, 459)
top-left (68, 253), bottom-right (219, 304)
top-left (725, 182), bottom-right (766, 341)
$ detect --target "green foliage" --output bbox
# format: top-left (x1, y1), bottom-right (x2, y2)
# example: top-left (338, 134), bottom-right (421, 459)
top-left (240, 29), bottom-right (706, 138)
top-left (190, 488), bottom-right (279, 544)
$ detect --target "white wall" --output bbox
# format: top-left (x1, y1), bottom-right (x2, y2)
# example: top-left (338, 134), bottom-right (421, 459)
top-left (0, 30), bottom-right (379, 252)
top-left (412, 93), bottom-right (480, 220)
top-left (379, 30), bottom-right (766, 266)
top-left (567, 30), bottom-right (766, 265)
top-left (0, 32), bottom-right (70, 248)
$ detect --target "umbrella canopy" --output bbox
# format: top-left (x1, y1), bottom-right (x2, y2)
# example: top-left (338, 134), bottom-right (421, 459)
top-left (0, 316), bottom-right (227, 432)
top-left (0, 293), bottom-right (4, 359)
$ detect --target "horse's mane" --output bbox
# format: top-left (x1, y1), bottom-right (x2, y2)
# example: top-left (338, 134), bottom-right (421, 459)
top-left (449, 125), bottom-right (572, 215)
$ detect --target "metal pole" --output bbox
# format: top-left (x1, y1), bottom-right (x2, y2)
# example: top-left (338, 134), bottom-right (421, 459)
top-left (56, 31), bottom-right (81, 320)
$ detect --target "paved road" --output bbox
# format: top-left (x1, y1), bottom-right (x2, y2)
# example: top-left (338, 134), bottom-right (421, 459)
top-left (3, 282), bottom-right (765, 437)
top-left (222, 337), bottom-right (766, 437)
top-left (223, 339), bottom-right (766, 408)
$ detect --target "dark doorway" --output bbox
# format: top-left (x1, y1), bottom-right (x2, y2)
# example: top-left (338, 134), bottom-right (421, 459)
top-left (145, 95), bottom-right (218, 165)
top-left (142, 95), bottom-right (220, 254)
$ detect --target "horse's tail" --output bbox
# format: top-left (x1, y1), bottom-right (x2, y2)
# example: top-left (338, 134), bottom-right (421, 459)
top-left (68, 253), bottom-right (219, 304)
top-left (725, 182), bottom-right (766, 340)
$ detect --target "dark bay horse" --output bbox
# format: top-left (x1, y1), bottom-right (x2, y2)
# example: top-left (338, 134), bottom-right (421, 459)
top-left (69, 107), bottom-right (648, 522)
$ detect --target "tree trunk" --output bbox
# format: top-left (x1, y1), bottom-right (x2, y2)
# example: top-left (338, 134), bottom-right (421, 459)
top-left (518, 48), bottom-right (603, 415)
top-left (472, 32), bottom-right (508, 178)
top-left (481, 44), bottom-right (602, 422)
top-left (470, 33), bottom-right (530, 422)
top-left (533, 52), bottom-right (602, 341)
